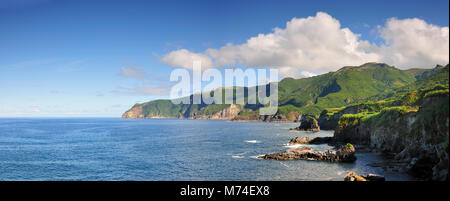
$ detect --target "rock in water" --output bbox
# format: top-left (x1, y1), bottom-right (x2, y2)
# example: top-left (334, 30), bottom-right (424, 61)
top-left (259, 145), bottom-right (356, 162)
top-left (289, 115), bottom-right (320, 132)
top-left (336, 144), bottom-right (357, 162)
top-left (344, 171), bottom-right (385, 181)
top-left (361, 174), bottom-right (386, 181)
top-left (289, 136), bottom-right (333, 145)
top-left (344, 171), bottom-right (366, 181)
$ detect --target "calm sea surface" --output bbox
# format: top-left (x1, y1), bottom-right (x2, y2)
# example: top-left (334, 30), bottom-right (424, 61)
top-left (0, 118), bottom-right (416, 181)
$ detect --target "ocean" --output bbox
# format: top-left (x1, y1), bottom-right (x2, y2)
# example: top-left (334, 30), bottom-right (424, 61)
top-left (0, 118), bottom-right (416, 181)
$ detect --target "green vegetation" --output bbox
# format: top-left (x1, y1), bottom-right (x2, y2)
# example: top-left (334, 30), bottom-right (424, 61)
top-left (336, 84), bottom-right (448, 131)
top-left (277, 63), bottom-right (415, 114)
top-left (318, 64), bottom-right (448, 129)
top-left (125, 62), bottom-right (422, 118)
top-left (424, 89), bottom-right (449, 98)
top-left (123, 63), bottom-right (448, 120)
top-left (346, 143), bottom-right (354, 149)
top-left (338, 113), bottom-right (366, 127)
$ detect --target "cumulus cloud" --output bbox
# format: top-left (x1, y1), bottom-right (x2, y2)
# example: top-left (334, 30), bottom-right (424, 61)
top-left (161, 12), bottom-right (449, 74)
top-left (117, 67), bottom-right (148, 79)
top-left (161, 49), bottom-right (214, 69)
top-left (374, 17), bottom-right (449, 69)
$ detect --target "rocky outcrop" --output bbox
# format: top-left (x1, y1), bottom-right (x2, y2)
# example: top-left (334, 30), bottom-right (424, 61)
top-left (122, 102), bottom-right (302, 122)
top-left (289, 136), bottom-right (333, 145)
top-left (333, 95), bottom-right (449, 180)
top-left (122, 103), bottom-right (243, 120)
top-left (289, 115), bottom-right (320, 132)
top-left (259, 145), bottom-right (356, 162)
top-left (344, 171), bottom-right (385, 181)
top-left (122, 106), bottom-right (144, 118)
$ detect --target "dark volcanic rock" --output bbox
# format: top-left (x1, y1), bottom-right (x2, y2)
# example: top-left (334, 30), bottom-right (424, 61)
top-left (259, 145), bottom-right (356, 162)
top-left (289, 136), bottom-right (333, 145)
top-left (290, 115), bottom-right (320, 132)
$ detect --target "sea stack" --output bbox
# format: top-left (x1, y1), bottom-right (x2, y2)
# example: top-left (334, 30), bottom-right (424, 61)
top-left (290, 115), bottom-right (320, 132)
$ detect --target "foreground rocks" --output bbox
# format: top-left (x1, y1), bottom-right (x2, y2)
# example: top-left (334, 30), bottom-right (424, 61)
top-left (259, 145), bottom-right (356, 162)
top-left (331, 94), bottom-right (449, 181)
top-left (289, 115), bottom-right (320, 132)
top-left (289, 136), bottom-right (334, 145)
top-left (344, 171), bottom-right (385, 181)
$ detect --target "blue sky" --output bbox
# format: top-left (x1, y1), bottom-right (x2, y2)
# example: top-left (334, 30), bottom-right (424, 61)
top-left (0, 0), bottom-right (449, 117)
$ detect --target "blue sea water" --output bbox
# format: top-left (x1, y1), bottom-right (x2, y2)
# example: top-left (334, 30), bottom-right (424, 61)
top-left (0, 118), bottom-right (416, 181)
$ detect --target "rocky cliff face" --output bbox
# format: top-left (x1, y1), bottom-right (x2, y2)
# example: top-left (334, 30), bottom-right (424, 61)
top-left (122, 102), bottom-right (302, 121)
top-left (334, 95), bottom-right (449, 180)
top-left (121, 106), bottom-right (144, 118)
top-left (122, 103), bottom-right (243, 120)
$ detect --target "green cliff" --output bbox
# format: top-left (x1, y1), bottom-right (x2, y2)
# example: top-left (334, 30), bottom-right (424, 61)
top-left (123, 62), bottom-right (417, 120)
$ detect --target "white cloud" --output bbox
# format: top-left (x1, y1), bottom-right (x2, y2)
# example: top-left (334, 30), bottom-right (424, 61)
top-left (161, 12), bottom-right (449, 74)
top-left (117, 67), bottom-right (148, 79)
top-left (279, 66), bottom-right (316, 79)
top-left (374, 17), bottom-right (449, 69)
top-left (160, 49), bottom-right (214, 69)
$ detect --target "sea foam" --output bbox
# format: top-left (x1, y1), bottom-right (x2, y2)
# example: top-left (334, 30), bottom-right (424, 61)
top-left (244, 140), bottom-right (261, 143)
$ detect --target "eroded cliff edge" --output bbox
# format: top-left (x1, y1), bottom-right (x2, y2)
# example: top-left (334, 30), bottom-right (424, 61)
top-left (333, 93), bottom-right (449, 180)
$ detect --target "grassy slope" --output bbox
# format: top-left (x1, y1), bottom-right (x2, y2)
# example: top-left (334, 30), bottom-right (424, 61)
top-left (277, 63), bottom-right (416, 115)
top-left (325, 64), bottom-right (449, 130)
top-left (123, 63), bottom-right (423, 118)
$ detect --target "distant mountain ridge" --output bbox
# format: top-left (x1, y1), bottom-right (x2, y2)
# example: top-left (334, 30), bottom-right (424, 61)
top-left (122, 63), bottom-right (447, 121)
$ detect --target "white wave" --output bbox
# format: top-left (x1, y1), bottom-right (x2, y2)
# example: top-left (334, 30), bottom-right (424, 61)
top-left (279, 161), bottom-right (290, 168)
top-left (231, 155), bottom-right (244, 159)
top-left (244, 140), bottom-right (261, 143)
top-left (250, 155), bottom-right (264, 159)
top-left (283, 144), bottom-right (306, 148)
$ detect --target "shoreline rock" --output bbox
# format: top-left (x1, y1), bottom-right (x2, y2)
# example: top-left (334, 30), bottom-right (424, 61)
top-left (344, 171), bottom-right (385, 181)
top-left (328, 94), bottom-right (449, 181)
top-left (258, 145), bottom-right (356, 162)
top-left (289, 136), bottom-right (334, 145)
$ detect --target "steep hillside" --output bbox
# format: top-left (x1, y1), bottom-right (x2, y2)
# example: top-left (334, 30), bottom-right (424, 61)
top-left (318, 64), bottom-right (449, 129)
top-left (332, 88), bottom-right (449, 180)
top-left (122, 63), bottom-right (417, 120)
